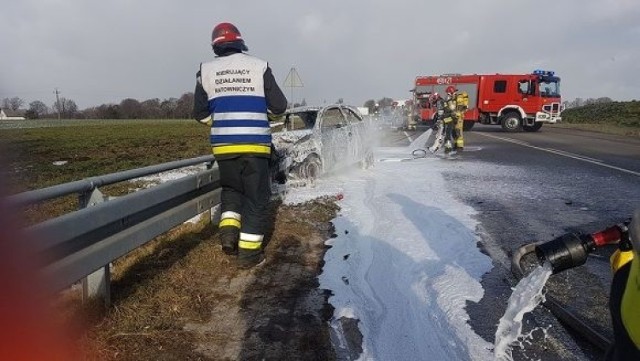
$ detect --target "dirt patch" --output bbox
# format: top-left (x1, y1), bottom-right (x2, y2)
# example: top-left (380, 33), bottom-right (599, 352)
top-left (66, 196), bottom-right (340, 360)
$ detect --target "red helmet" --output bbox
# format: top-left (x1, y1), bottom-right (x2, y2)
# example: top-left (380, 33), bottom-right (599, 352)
top-left (211, 22), bottom-right (248, 50)
top-left (446, 85), bottom-right (457, 94)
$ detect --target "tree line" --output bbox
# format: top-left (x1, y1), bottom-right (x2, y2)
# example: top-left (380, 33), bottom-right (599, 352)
top-left (562, 97), bottom-right (614, 109)
top-left (4, 94), bottom-right (624, 120)
top-left (561, 99), bottom-right (639, 127)
top-left (3, 94), bottom-right (315, 120)
top-left (1, 93), bottom-right (196, 120)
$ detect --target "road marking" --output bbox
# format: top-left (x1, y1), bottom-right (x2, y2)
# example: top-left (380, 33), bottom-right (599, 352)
top-left (477, 132), bottom-right (640, 177)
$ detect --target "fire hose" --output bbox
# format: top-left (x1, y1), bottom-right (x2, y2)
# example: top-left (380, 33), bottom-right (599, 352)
top-left (510, 221), bottom-right (632, 352)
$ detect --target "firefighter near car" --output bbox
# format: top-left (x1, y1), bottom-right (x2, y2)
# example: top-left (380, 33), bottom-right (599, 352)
top-left (412, 70), bottom-right (562, 132)
top-left (193, 22), bottom-right (288, 268)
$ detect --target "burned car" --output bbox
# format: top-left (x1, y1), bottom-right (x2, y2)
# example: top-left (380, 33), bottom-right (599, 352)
top-left (271, 104), bottom-right (374, 185)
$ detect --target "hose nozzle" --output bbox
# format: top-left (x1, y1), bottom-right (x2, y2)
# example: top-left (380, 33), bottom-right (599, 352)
top-left (534, 225), bottom-right (624, 274)
top-left (534, 233), bottom-right (595, 274)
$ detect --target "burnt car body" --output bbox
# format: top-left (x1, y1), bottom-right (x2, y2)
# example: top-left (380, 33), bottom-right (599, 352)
top-left (271, 104), bottom-right (374, 184)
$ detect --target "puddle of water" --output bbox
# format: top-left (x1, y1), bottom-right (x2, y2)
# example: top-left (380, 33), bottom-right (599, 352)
top-left (494, 263), bottom-right (553, 360)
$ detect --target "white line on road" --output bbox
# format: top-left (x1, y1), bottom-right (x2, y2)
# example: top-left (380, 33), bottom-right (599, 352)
top-left (477, 132), bottom-right (640, 177)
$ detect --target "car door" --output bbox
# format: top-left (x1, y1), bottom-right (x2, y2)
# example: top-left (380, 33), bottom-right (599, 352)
top-left (318, 106), bottom-right (350, 171)
top-left (341, 106), bottom-right (369, 162)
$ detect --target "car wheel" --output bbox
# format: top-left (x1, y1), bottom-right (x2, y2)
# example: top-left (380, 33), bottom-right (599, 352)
top-left (501, 112), bottom-right (523, 132)
top-left (523, 122), bottom-right (543, 132)
top-left (297, 155), bottom-right (322, 180)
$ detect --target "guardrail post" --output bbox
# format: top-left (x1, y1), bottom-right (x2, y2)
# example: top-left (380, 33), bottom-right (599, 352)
top-left (78, 187), bottom-right (111, 306)
top-left (82, 265), bottom-right (111, 306)
top-left (201, 164), bottom-right (220, 225)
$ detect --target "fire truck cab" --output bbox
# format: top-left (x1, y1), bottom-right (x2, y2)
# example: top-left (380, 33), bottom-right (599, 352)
top-left (412, 70), bottom-right (562, 132)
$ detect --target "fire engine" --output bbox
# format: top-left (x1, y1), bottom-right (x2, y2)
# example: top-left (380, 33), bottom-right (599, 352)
top-left (412, 70), bottom-right (562, 132)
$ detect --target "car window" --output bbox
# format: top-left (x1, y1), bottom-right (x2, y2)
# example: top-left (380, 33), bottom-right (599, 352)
top-left (343, 108), bottom-right (362, 124)
top-left (285, 111), bottom-right (317, 130)
top-left (321, 108), bottom-right (346, 129)
top-left (286, 114), bottom-right (303, 130)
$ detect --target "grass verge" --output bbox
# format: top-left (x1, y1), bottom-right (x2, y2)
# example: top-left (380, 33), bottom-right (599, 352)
top-left (58, 197), bottom-right (339, 360)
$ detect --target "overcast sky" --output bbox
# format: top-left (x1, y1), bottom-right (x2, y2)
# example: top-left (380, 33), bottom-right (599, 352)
top-left (1, 0), bottom-right (639, 109)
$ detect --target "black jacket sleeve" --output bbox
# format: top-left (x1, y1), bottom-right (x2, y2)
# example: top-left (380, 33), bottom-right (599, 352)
top-left (264, 66), bottom-right (288, 115)
top-left (193, 66), bottom-right (211, 123)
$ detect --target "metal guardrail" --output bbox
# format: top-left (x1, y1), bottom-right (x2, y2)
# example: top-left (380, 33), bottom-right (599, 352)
top-left (8, 155), bottom-right (219, 304)
top-left (7, 155), bottom-right (216, 207)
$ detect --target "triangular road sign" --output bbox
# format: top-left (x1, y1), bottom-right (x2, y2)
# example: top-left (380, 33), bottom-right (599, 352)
top-left (283, 67), bottom-right (304, 87)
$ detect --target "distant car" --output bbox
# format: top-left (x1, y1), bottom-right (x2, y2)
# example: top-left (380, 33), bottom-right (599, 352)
top-left (271, 104), bottom-right (374, 185)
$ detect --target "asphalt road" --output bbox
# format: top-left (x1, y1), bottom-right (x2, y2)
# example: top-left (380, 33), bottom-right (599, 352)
top-left (379, 123), bottom-right (640, 360)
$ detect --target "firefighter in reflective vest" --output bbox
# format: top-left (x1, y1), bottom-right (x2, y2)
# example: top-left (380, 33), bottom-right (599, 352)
top-left (606, 209), bottom-right (640, 360)
top-left (445, 85), bottom-right (467, 153)
top-left (193, 22), bottom-right (287, 267)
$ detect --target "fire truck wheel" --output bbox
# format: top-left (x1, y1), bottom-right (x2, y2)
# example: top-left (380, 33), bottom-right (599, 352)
top-left (463, 121), bottom-right (475, 131)
top-left (501, 112), bottom-right (523, 132)
top-left (523, 122), bottom-right (543, 132)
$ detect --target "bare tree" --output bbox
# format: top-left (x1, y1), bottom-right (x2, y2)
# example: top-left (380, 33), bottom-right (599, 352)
top-left (161, 98), bottom-right (178, 118)
top-left (96, 104), bottom-right (120, 119)
top-left (363, 99), bottom-right (376, 113)
top-left (377, 97), bottom-right (394, 108)
top-left (52, 97), bottom-right (78, 118)
top-left (141, 98), bottom-right (162, 119)
top-left (175, 92), bottom-right (194, 119)
top-left (119, 98), bottom-right (143, 119)
top-left (25, 100), bottom-right (49, 119)
top-left (595, 97), bottom-right (613, 104)
top-left (8, 97), bottom-right (24, 111)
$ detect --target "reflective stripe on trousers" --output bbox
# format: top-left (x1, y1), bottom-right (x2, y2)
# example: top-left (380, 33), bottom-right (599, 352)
top-left (239, 232), bottom-right (264, 250)
top-left (217, 157), bottom-right (270, 250)
top-left (219, 211), bottom-right (241, 229)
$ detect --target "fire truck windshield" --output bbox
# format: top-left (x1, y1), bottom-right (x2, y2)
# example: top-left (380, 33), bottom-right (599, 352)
top-left (414, 85), bottom-right (430, 95)
top-left (538, 80), bottom-right (560, 97)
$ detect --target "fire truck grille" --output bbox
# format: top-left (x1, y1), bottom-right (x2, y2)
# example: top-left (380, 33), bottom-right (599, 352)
top-left (543, 103), bottom-right (561, 113)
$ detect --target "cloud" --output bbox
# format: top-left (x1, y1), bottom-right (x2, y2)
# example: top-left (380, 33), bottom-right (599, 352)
top-left (1, 0), bottom-right (639, 109)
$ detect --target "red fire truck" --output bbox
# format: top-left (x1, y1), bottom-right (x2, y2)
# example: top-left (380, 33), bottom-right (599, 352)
top-left (412, 70), bottom-right (562, 132)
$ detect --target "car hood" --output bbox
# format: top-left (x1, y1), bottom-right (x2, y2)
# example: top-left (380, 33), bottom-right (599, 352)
top-left (272, 130), bottom-right (321, 166)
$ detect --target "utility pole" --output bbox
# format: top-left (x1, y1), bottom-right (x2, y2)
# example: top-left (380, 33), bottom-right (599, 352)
top-left (54, 88), bottom-right (61, 120)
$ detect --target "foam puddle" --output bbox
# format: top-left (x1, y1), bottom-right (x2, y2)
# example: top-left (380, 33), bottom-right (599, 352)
top-left (494, 263), bottom-right (553, 360)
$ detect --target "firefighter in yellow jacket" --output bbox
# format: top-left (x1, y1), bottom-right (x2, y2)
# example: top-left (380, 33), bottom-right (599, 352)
top-left (606, 208), bottom-right (640, 360)
top-left (193, 22), bottom-right (287, 268)
top-left (445, 85), bottom-right (467, 153)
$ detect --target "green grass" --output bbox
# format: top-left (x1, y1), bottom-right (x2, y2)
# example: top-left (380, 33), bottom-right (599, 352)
top-left (562, 101), bottom-right (640, 128)
top-left (1, 119), bottom-right (211, 193)
top-left (549, 122), bottom-right (640, 138)
top-left (1, 119), bottom-right (211, 223)
top-left (553, 101), bottom-right (640, 138)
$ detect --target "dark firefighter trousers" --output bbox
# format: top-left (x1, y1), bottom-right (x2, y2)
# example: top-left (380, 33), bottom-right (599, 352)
top-left (217, 156), bottom-right (270, 256)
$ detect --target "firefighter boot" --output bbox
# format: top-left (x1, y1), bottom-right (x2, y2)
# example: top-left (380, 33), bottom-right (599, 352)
top-left (237, 249), bottom-right (265, 269)
top-left (444, 140), bottom-right (453, 154)
top-left (219, 227), bottom-right (239, 256)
